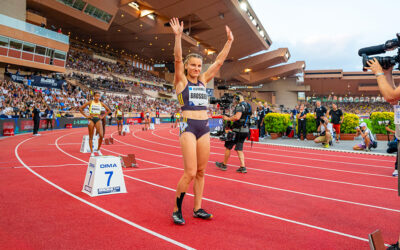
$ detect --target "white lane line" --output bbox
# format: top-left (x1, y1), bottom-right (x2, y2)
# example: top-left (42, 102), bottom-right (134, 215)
top-left (14, 133), bottom-right (194, 250)
top-left (168, 128), bottom-right (395, 161)
top-left (12, 163), bottom-right (85, 169)
top-left (102, 147), bottom-right (400, 213)
top-left (124, 166), bottom-right (171, 172)
top-left (125, 174), bottom-right (377, 245)
top-left (54, 131), bottom-right (378, 245)
top-left (153, 130), bottom-right (392, 169)
top-left (128, 130), bottom-right (393, 179)
top-left (124, 132), bottom-right (396, 191)
top-left (49, 143), bottom-right (81, 145)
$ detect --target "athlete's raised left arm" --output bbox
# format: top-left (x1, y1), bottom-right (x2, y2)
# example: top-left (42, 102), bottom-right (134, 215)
top-left (202, 26), bottom-right (234, 84)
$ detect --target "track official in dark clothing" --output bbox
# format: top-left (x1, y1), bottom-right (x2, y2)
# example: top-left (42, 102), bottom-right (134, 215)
top-left (314, 101), bottom-right (327, 128)
top-left (32, 104), bottom-right (41, 136)
top-left (297, 104), bottom-right (308, 140)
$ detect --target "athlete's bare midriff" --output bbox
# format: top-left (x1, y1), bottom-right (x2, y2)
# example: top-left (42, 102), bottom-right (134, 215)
top-left (182, 110), bottom-right (208, 120)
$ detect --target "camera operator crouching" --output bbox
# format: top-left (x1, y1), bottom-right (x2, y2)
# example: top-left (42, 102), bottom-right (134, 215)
top-left (353, 122), bottom-right (377, 152)
top-left (215, 94), bottom-right (251, 173)
top-left (314, 116), bottom-right (333, 148)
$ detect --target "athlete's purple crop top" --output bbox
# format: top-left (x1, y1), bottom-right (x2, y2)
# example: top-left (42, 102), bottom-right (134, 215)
top-left (177, 80), bottom-right (208, 111)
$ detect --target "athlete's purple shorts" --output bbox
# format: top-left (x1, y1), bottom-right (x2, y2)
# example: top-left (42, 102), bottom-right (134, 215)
top-left (179, 118), bottom-right (210, 140)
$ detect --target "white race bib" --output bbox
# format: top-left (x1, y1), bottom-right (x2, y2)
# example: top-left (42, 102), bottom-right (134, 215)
top-left (188, 86), bottom-right (208, 107)
top-left (90, 104), bottom-right (101, 115)
top-left (394, 105), bottom-right (400, 124)
top-left (394, 105), bottom-right (400, 139)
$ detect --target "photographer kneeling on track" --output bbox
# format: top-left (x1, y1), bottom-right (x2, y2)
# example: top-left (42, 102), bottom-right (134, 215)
top-left (215, 94), bottom-right (251, 173)
top-left (314, 116), bottom-right (333, 148)
top-left (353, 122), bottom-right (377, 151)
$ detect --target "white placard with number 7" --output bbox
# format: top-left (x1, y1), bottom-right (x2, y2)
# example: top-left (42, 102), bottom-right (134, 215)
top-left (82, 156), bottom-right (127, 197)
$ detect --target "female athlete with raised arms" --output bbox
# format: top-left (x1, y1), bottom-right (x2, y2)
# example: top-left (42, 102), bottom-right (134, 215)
top-left (169, 17), bottom-right (234, 224)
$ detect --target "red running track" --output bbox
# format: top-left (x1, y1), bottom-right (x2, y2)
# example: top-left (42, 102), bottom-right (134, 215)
top-left (0, 124), bottom-right (399, 249)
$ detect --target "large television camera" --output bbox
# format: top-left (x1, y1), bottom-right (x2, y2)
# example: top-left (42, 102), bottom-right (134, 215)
top-left (358, 33), bottom-right (400, 71)
top-left (209, 93), bottom-right (235, 141)
top-left (209, 93), bottom-right (234, 115)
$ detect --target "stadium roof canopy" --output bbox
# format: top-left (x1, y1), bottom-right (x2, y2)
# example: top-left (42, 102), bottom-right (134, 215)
top-left (304, 70), bottom-right (400, 96)
top-left (27, 0), bottom-right (304, 84)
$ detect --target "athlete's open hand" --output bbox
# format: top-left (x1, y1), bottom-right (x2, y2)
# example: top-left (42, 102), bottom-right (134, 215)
top-left (170, 17), bottom-right (183, 36)
top-left (226, 26), bottom-right (234, 42)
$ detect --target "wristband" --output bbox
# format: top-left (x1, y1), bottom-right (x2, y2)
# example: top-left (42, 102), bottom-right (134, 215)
top-left (375, 73), bottom-right (384, 77)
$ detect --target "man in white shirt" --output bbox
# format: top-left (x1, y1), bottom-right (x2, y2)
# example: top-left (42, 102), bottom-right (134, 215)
top-left (314, 115), bottom-right (333, 148)
top-left (353, 122), bottom-right (375, 152)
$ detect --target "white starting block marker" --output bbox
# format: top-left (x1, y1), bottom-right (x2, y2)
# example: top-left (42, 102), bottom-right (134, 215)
top-left (82, 156), bottom-right (127, 197)
top-left (149, 123), bottom-right (155, 130)
top-left (80, 135), bottom-right (99, 153)
top-left (122, 124), bottom-right (130, 133)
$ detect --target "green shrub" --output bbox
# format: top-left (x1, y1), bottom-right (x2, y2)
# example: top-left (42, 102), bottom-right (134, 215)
top-left (370, 112), bottom-right (394, 134)
top-left (362, 118), bottom-right (372, 131)
top-left (306, 113), bottom-right (317, 133)
top-left (264, 113), bottom-right (290, 133)
top-left (341, 113), bottom-right (359, 134)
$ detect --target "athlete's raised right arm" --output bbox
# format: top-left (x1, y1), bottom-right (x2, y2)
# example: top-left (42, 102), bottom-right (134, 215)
top-left (170, 17), bottom-right (186, 90)
top-left (79, 101), bottom-right (91, 118)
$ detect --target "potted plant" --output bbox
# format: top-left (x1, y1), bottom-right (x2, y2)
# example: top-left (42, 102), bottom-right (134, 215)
top-left (370, 112), bottom-right (395, 141)
top-left (306, 113), bottom-right (317, 140)
top-left (340, 113), bottom-right (359, 140)
top-left (264, 113), bottom-right (289, 139)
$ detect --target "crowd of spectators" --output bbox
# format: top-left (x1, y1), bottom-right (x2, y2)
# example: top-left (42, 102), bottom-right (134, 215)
top-left (331, 102), bottom-right (393, 115)
top-left (66, 44), bottom-right (172, 86)
top-left (273, 101), bottom-right (393, 116)
top-left (0, 79), bottom-right (90, 118)
top-left (0, 78), bottom-right (180, 119)
top-left (67, 72), bottom-right (173, 96)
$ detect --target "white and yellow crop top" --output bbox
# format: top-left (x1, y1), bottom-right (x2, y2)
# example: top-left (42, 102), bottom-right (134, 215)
top-left (89, 101), bottom-right (102, 115)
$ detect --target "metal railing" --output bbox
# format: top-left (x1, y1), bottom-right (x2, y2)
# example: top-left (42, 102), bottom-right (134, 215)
top-left (0, 13), bottom-right (69, 44)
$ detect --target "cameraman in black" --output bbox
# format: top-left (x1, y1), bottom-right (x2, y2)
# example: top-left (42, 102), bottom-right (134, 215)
top-left (215, 94), bottom-right (251, 173)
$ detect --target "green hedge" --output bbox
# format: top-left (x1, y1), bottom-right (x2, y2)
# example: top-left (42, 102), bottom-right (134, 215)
top-left (306, 113), bottom-right (317, 133)
top-left (263, 111), bottom-right (391, 135)
top-left (341, 113), bottom-right (359, 134)
top-left (370, 112), bottom-right (395, 134)
top-left (264, 113), bottom-right (290, 133)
